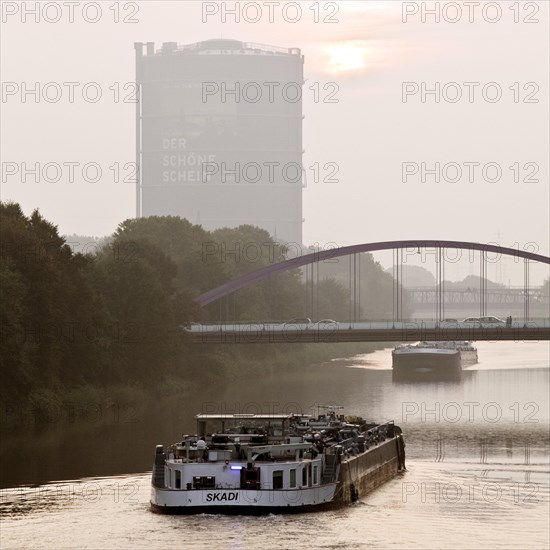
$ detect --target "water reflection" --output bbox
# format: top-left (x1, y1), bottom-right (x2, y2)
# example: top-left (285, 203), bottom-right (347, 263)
top-left (0, 474), bottom-right (146, 519)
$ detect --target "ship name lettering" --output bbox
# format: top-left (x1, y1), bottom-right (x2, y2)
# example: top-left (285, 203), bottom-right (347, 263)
top-left (206, 492), bottom-right (239, 502)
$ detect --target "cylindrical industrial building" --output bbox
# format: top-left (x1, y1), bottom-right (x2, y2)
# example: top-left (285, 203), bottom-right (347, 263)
top-left (134, 39), bottom-right (304, 244)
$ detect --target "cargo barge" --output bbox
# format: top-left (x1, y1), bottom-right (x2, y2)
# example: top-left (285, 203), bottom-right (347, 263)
top-left (150, 407), bottom-right (405, 514)
top-left (392, 340), bottom-right (478, 380)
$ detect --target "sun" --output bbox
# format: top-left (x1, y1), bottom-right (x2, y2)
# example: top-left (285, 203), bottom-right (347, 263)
top-left (327, 44), bottom-right (367, 72)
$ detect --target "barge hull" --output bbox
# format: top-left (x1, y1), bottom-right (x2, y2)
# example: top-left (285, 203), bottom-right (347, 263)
top-left (392, 349), bottom-right (478, 381)
top-left (392, 350), bottom-right (460, 381)
top-left (151, 501), bottom-right (339, 515)
top-left (338, 437), bottom-right (405, 506)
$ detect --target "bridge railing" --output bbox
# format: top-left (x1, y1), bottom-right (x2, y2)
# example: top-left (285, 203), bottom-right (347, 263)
top-left (183, 318), bottom-right (550, 333)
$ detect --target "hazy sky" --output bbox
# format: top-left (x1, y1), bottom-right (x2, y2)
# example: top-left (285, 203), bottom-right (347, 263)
top-left (1, 1), bottom-right (549, 284)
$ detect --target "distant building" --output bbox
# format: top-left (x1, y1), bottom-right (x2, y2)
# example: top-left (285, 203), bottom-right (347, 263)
top-left (134, 39), bottom-right (304, 244)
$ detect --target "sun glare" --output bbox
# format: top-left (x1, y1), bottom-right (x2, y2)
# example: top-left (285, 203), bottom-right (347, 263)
top-left (327, 44), bottom-right (367, 73)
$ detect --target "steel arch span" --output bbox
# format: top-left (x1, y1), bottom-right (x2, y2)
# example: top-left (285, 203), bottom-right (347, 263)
top-left (194, 240), bottom-right (550, 307)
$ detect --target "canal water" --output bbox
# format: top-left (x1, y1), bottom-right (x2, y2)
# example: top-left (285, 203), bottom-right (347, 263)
top-left (1, 341), bottom-right (549, 549)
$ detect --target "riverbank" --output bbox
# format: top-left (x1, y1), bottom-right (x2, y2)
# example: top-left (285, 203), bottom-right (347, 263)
top-left (0, 341), bottom-right (382, 432)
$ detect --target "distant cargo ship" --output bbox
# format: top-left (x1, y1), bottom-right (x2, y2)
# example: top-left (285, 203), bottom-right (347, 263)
top-left (392, 341), bottom-right (478, 380)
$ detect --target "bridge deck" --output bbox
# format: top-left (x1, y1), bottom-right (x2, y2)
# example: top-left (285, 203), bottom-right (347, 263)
top-left (184, 322), bottom-right (550, 344)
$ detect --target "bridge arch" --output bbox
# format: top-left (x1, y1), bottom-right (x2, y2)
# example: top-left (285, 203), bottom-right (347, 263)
top-left (194, 240), bottom-right (550, 307)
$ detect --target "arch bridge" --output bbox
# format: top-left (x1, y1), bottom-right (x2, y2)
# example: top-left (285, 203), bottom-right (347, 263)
top-left (190, 240), bottom-right (550, 343)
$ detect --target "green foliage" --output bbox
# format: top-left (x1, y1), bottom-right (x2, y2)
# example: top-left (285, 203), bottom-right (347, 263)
top-left (0, 202), bottom-right (101, 398)
top-left (113, 216), bottom-right (228, 295)
top-left (206, 225), bottom-right (304, 321)
top-left (312, 278), bottom-right (350, 320)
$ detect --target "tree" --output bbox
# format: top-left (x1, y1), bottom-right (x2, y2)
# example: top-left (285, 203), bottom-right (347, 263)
top-left (113, 216), bottom-right (229, 296)
top-left (94, 236), bottom-right (185, 383)
top-left (0, 202), bottom-right (105, 397)
top-left (208, 225), bottom-right (303, 321)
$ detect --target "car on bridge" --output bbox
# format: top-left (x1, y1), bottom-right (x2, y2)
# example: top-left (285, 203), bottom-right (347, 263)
top-left (439, 318), bottom-right (459, 326)
top-left (180, 322), bottom-right (202, 331)
top-left (287, 318), bottom-right (312, 324)
top-left (313, 319), bottom-right (339, 329)
top-left (462, 316), bottom-right (506, 327)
